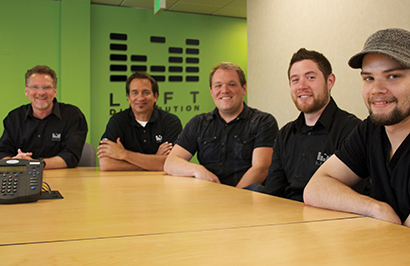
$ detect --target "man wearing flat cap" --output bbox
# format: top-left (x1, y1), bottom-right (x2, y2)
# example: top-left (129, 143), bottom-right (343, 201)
top-left (304, 28), bottom-right (410, 227)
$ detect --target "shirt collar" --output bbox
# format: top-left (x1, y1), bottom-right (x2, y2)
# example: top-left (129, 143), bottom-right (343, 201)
top-left (128, 107), bottom-right (158, 125)
top-left (295, 97), bottom-right (338, 132)
top-left (25, 98), bottom-right (61, 120)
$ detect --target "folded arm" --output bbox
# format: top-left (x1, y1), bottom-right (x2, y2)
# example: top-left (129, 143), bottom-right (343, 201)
top-left (304, 155), bottom-right (402, 225)
top-left (98, 138), bottom-right (167, 171)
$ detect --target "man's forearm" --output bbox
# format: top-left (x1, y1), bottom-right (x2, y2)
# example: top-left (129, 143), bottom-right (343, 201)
top-left (99, 157), bottom-right (144, 171)
top-left (304, 174), bottom-right (402, 224)
top-left (236, 165), bottom-right (269, 188)
top-left (122, 150), bottom-right (167, 171)
top-left (43, 156), bottom-right (68, 169)
top-left (164, 154), bottom-right (201, 177)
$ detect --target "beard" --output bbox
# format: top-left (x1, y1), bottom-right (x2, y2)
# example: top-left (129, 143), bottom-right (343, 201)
top-left (293, 86), bottom-right (330, 114)
top-left (368, 97), bottom-right (410, 125)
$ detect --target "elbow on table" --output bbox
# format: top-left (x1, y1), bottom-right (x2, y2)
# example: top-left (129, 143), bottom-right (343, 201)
top-left (303, 181), bottom-right (318, 206)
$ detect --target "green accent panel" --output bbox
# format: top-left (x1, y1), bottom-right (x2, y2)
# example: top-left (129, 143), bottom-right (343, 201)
top-left (90, 5), bottom-right (247, 158)
top-left (0, 0), bottom-right (60, 133)
top-left (60, 0), bottom-right (91, 141)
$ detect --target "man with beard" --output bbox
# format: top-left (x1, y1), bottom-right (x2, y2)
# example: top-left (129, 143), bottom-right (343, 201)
top-left (248, 48), bottom-right (370, 201)
top-left (0, 65), bottom-right (88, 169)
top-left (304, 28), bottom-right (410, 227)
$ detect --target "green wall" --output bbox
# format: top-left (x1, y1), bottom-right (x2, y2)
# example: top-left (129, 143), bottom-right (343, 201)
top-left (0, 0), bottom-right (247, 161)
top-left (0, 0), bottom-right (91, 139)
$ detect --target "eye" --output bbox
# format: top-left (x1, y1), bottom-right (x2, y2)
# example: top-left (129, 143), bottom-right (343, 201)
top-left (307, 76), bottom-right (315, 80)
top-left (362, 76), bottom-right (374, 82)
top-left (290, 78), bottom-right (298, 83)
top-left (214, 84), bottom-right (222, 88)
top-left (229, 83), bottom-right (236, 86)
top-left (43, 86), bottom-right (53, 90)
top-left (387, 74), bottom-right (400, 80)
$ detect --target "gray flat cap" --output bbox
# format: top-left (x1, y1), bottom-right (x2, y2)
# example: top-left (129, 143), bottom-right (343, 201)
top-left (348, 28), bottom-right (410, 69)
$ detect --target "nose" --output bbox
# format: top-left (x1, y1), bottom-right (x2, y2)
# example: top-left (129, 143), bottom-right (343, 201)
top-left (370, 78), bottom-right (388, 95)
top-left (220, 83), bottom-right (229, 92)
top-left (298, 77), bottom-right (308, 89)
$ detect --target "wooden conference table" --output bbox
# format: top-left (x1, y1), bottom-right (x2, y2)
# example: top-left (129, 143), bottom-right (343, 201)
top-left (1, 167), bottom-right (409, 265)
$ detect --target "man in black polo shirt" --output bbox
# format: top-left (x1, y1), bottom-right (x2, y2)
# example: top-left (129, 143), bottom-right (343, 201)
top-left (164, 62), bottom-right (278, 188)
top-left (304, 28), bottom-right (410, 227)
top-left (98, 72), bottom-right (182, 171)
top-left (249, 48), bottom-right (370, 201)
top-left (0, 65), bottom-right (88, 169)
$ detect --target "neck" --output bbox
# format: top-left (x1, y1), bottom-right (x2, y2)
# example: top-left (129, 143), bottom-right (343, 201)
top-left (219, 104), bottom-right (244, 123)
top-left (385, 116), bottom-right (410, 159)
top-left (304, 106), bottom-right (327, 127)
top-left (133, 109), bottom-right (153, 122)
top-left (32, 104), bottom-right (53, 120)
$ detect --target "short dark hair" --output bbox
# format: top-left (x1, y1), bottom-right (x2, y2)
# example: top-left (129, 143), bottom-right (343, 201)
top-left (25, 65), bottom-right (57, 87)
top-left (288, 48), bottom-right (332, 80)
top-left (209, 62), bottom-right (247, 87)
top-left (125, 72), bottom-right (159, 108)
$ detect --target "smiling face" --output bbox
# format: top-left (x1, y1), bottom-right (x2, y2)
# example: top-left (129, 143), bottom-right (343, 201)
top-left (289, 59), bottom-right (333, 114)
top-left (210, 68), bottom-right (247, 122)
top-left (25, 73), bottom-right (56, 116)
top-left (127, 78), bottom-right (158, 121)
top-left (361, 53), bottom-right (410, 126)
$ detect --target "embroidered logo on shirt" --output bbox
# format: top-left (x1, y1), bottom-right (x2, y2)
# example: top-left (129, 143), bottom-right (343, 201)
top-left (155, 135), bottom-right (163, 143)
top-left (316, 151), bottom-right (330, 165)
top-left (52, 133), bottom-right (61, 141)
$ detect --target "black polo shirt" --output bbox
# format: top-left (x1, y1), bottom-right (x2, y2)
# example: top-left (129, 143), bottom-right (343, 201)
top-left (176, 103), bottom-right (278, 186)
top-left (264, 98), bottom-right (364, 201)
top-left (336, 117), bottom-right (410, 223)
top-left (101, 108), bottom-right (182, 154)
top-left (0, 99), bottom-right (88, 168)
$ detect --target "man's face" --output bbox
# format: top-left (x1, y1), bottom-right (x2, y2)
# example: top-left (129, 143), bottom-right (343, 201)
top-left (25, 74), bottom-right (56, 113)
top-left (210, 69), bottom-right (246, 119)
top-left (289, 59), bottom-right (332, 114)
top-left (127, 78), bottom-right (158, 120)
top-left (361, 53), bottom-right (410, 126)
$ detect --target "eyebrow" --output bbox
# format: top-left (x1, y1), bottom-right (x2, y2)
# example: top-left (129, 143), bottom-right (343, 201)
top-left (361, 66), bottom-right (409, 75)
top-left (290, 71), bottom-right (317, 80)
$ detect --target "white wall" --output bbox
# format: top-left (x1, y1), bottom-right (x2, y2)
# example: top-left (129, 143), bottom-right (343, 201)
top-left (247, 0), bottom-right (410, 127)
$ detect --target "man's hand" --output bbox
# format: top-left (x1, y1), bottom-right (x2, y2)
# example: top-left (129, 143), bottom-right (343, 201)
top-left (97, 138), bottom-right (127, 160)
top-left (156, 142), bottom-right (173, 155)
top-left (194, 166), bottom-right (221, 184)
top-left (404, 215), bottom-right (410, 227)
top-left (12, 149), bottom-right (33, 160)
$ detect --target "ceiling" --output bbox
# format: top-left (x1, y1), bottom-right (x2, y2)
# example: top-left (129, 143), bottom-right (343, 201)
top-left (91, 0), bottom-right (247, 18)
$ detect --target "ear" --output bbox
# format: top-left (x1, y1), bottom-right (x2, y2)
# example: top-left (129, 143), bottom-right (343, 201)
top-left (25, 87), bottom-right (28, 97)
top-left (327, 73), bottom-right (335, 92)
top-left (242, 83), bottom-right (247, 96)
top-left (154, 92), bottom-right (159, 102)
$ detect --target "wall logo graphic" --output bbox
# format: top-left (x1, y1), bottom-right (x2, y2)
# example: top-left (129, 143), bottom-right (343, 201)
top-left (108, 33), bottom-right (201, 115)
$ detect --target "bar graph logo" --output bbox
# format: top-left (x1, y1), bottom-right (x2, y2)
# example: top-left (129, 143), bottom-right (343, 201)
top-left (109, 33), bottom-right (200, 83)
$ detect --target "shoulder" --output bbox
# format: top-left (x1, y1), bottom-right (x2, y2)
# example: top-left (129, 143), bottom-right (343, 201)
top-left (155, 109), bottom-right (181, 122)
top-left (57, 102), bottom-right (85, 117)
top-left (334, 108), bottom-right (361, 125)
top-left (4, 104), bottom-right (30, 121)
top-left (245, 106), bottom-right (278, 129)
top-left (247, 106), bottom-right (276, 121)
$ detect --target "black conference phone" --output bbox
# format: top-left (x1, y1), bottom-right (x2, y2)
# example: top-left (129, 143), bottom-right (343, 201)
top-left (0, 159), bottom-right (43, 204)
